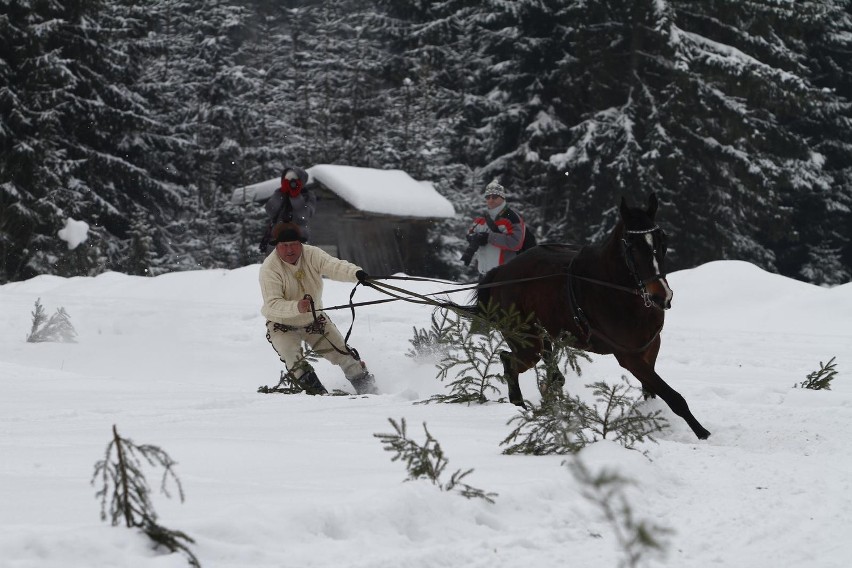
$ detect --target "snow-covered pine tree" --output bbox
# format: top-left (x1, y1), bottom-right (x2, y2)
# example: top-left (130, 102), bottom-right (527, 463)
top-left (125, 208), bottom-right (158, 276)
top-left (552, 0), bottom-right (848, 278)
top-left (288, 0), bottom-right (388, 167)
top-left (0, 1), bottom-right (73, 283)
top-left (0, 0), bottom-right (188, 282)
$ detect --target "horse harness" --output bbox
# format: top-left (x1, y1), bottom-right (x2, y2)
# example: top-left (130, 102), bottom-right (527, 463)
top-left (620, 225), bottom-right (668, 308)
top-left (565, 226), bottom-right (667, 353)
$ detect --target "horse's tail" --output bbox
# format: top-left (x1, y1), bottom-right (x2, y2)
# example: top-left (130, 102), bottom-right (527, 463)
top-left (455, 269), bottom-right (496, 318)
top-left (476, 270), bottom-right (496, 311)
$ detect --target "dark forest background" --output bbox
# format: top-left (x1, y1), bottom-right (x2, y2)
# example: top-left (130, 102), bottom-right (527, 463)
top-left (2, 0), bottom-right (851, 285)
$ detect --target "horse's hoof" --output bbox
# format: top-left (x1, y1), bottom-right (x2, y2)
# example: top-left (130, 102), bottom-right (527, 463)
top-left (510, 398), bottom-right (526, 409)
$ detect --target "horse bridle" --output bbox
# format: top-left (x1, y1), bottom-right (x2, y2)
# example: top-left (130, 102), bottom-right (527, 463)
top-left (621, 225), bottom-right (668, 309)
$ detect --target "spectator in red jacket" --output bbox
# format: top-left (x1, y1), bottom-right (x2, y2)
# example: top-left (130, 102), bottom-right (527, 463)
top-left (461, 179), bottom-right (527, 275)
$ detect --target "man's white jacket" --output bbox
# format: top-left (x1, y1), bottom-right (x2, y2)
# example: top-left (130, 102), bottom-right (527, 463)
top-left (259, 245), bottom-right (361, 327)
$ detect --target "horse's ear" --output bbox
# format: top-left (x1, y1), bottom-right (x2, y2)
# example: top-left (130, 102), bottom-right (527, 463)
top-left (647, 192), bottom-right (659, 217)
top-left (620, 196), bottom-right (629, 218)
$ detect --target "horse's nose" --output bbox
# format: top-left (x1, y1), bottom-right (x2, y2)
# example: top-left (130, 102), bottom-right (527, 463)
top-left (647, 278), bottom-right (673, 309)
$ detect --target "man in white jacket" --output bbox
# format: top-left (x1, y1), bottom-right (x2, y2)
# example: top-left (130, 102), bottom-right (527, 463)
top-left (259, 222), bottom-right (378, 395)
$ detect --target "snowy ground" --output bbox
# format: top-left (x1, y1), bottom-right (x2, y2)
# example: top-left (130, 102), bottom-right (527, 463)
top-left (1, 260), bottom-right (851, 568)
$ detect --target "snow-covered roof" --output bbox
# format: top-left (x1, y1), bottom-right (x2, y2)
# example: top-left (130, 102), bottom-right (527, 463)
top-left (229, 164), bottom-right (455, 219)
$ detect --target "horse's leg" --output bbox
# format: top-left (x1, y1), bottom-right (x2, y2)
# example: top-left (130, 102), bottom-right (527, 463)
top-left (501, 333), bottom-right (544, 407)
top-left (640, 336), bottom-right (660, 400)
top-left (499, 350), bottom-right (524, 407)
top-left (539, 339), bottom-right (566, 398)
top-left (615, 346), bottom-right (711, 440)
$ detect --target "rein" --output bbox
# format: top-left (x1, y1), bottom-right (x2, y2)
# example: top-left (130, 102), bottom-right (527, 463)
top-left (569, 273), bottom-right (652, 299)
top-left (318, 273), bottom-right (563, 346)
top-left (322, 273), bottom-right (563, 315)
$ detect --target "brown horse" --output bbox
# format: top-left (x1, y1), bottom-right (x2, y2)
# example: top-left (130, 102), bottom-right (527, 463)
top-left (473, 193), bottom-right (711, 440)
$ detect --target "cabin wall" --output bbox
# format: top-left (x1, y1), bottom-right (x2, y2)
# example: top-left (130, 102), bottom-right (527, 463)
top-left (309, 188), bottom-right (434, 275)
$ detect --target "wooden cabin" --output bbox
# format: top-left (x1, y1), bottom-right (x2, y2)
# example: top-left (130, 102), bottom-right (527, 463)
top-left (230, 165), bottom-right (455, 275)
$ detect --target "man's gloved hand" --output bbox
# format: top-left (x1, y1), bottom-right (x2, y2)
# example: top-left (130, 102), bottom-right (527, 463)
top-left (467, 232), bottom-right (490, 246)
top-left (355, 270), bottom-right (369, 284)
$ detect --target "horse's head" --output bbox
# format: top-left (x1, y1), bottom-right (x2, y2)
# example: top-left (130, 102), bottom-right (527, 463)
top-left (619, 193), bottom-right (673, 310)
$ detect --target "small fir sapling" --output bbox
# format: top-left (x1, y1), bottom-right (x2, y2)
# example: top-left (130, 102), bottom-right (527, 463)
top-left (415, 305), bottom-right (589, 406)
top-left (582, 379), bottom-right (670, 449)
top-left (406, 309), bottom-right (454, 361)
top-left (374, 417), bottom-right (497, 503)
top-left (795, 357), bottom-right (838, 390)
top-left (91, 424), bottom-right (200, 567)
top-left (256, 346), bottom-right (348, 396)
top-left (418, 303), bottom-right (536, 405)
top-left (26, 298), bottom-right (77, 343)
top-left (501, 390), bottom-right (588, 455)
top-left (501, 377), bottom-right (669, 456)
top-left (257, 347), bottom-right (319, 394)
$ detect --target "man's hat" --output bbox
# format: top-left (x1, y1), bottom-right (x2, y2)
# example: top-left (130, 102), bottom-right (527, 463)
top-left (270, 222), bottom-right (307, 244)
top-left (483, 178), bottom-right (506, 198)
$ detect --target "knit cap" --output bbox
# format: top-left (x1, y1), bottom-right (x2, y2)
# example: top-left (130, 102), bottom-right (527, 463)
top-left (483, 178), bottom-right (506, 198)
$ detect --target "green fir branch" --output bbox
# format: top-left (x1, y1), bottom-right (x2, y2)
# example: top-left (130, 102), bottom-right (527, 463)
top-left (257, 346), bottom-right (351, 395)
top-left (374, 418), bottom-right (497, 503)
top-left (583, 380), bottom-right (669, 449)
top-left (530, 326), bottom-right (591, 399)
top-left (567, 458), bottom-right (672, 568)
top-left (501, 391), bottom-right (588, 455)
top-left (406, 309), bottom-right (454, 361)
top-left (418, 303), bottom-right (540, 405)
top-left (795, 357), bottom-right (838, 390)
top-left (501, 378), bottom-right (668, 456)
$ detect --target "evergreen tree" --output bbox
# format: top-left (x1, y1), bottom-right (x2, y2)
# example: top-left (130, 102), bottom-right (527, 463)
top-left (369, 0), bottom-right (472, 278)
top-left (149, 0), bottom-right (259, 268)
top-left (286, 0), bottom-right (388, 167)
top-left (769, 0), bottom-right (852, 284)
top-left (3, 0), bottom-right (851, 284)
top-left (0, 0), bottom-right (74, 282)
top-left (0, 0), bottom-right (187, 282)
top-left (667, 0), bottom-right (850, 281)
top-left (125, 207), bottom-right (157, 276)
top-left (239, 0), bottom-right (296, 179)
top-left (546, 0), bottom-right (846, 277)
